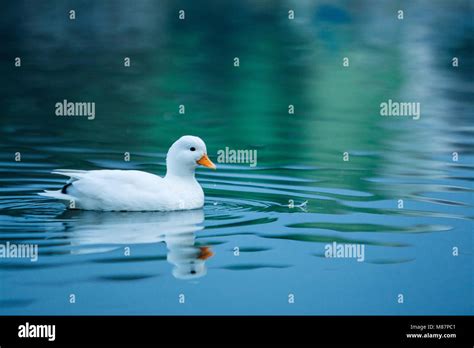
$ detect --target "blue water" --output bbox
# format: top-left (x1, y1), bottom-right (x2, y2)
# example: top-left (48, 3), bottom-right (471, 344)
top-left (0, 0), bottom-right (473, 315)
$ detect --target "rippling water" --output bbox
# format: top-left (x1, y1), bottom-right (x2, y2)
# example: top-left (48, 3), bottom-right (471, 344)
top-left (0, 0), bottom-right (473, 314)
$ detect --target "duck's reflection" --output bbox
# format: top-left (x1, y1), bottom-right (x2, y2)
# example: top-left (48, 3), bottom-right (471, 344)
top-left (57, 209), bottom-right (213, 279)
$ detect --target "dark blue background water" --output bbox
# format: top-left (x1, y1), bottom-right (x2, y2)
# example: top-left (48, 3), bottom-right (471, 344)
top-left (0, 0), bottom-right (472, 315)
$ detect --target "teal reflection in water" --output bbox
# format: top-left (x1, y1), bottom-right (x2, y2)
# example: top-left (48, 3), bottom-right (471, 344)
top-left (0, 0), bottom-right (473, 314)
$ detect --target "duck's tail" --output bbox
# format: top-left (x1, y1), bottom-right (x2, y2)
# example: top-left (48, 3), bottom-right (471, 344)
top-left (38, 169), bottom-right (85, 201)
top-left (38, 189), bottom-right (74, 201)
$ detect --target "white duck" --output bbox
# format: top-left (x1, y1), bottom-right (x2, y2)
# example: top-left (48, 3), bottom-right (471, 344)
top-left (39, 135), bottom-right (216, 211)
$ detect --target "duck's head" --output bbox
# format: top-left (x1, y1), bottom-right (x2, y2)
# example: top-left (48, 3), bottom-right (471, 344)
top-left (166, 135), bottom-right (216, 177)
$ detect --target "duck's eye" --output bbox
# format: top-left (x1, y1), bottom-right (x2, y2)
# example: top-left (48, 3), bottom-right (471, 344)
top-left (190, 147), bottom-right (196, 152)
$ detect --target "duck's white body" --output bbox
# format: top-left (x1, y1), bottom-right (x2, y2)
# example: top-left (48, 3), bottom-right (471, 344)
top-left (39, 136), bottom-right (216, 211)
top-left (41, 169), bottom-right (204, 211)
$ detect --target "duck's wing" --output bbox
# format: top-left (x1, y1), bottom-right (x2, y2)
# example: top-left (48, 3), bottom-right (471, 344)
top-left (40, 170), bottom-right (167, 210)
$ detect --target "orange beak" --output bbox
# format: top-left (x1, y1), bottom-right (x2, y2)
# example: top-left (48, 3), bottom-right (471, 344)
top-left (197, 154), bottom-right (216, 169)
